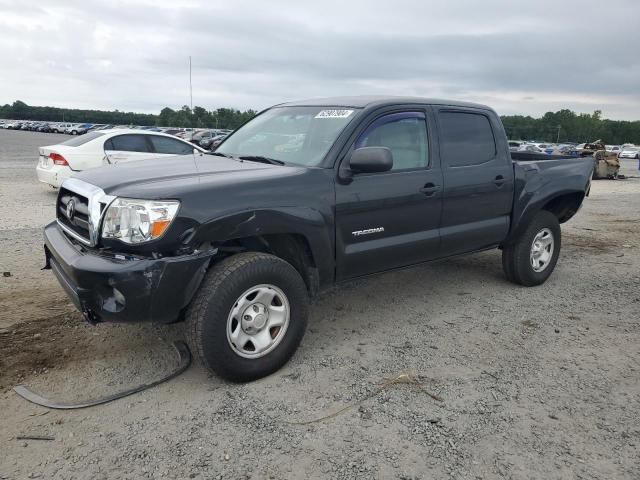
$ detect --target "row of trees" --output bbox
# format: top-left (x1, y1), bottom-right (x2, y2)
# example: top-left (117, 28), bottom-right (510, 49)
top-left (501, 109), bottom-right (640, 145)
top-left (0, 100), bottom-right (158, 126)
top-left (0, 101), bottom-right (257, 130)
top-left (157, 106), bottom-right (257, 130)
top-left (2, 100), bottom-right (640, 144)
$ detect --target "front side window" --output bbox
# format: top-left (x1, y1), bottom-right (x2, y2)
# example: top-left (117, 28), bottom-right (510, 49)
top-left (105, 134), bottom-right (150, 153)
top-left (148, 135), bottom-right (194, 155)
top-left (438, 111), bottom-right (496, 167)
top-left (216, 106), bottom-right (358, 166)
top-left (355, 112), bottom-right (429, 171)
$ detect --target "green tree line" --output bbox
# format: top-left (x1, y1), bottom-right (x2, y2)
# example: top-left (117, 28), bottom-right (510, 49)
top-left (0, 100), bottom-right (257, 130)
top-left (2, 100), bottom-right (639, 143)
top-left (502, 109), bottom-right (640, 145)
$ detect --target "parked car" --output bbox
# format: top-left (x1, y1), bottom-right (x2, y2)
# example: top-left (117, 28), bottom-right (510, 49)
top-left (191, 129), bottom-right (220, 145)
top-left (517, 144), bottom-right (545, 153)
top-left (175, 128), bottom-right (197, 139)
top-left (201, 134), bottom-right (229, 149)
top-left (43, 96), bottom-right (593, 381)
top-left (508, 140), bottom-right (523, 151)
top-left (618, 146), bottom-right (640, 159)
top-left (51, 123), bottom-right (74, 133)
top-left (550, 145), bottom-right (578, 156)
top-left (65, 123), bottom-right (93, 135)
top-left (36, 130), bottom-right (207, 188)
top-left (605, 145), bottom-right (622, 154)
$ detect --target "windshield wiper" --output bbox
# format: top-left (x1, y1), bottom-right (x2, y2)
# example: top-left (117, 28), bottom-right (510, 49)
top-left (238, 155), bottom-right (285, 166)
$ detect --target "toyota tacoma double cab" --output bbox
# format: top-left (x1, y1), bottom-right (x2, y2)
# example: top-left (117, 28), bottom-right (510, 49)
top-left (43, 96), bottom-right (594, 381)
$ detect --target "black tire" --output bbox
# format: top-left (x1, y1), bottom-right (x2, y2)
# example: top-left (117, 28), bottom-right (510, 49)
top-left (186, 252), bottom-right (309, 382)
top-left (502, 210), bottom-right (561, 286)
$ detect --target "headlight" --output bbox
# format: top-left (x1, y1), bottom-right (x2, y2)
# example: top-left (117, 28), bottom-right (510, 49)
top-left (101, 198), bottom-right (180, 244)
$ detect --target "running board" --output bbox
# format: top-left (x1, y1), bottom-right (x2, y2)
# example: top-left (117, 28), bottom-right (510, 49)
top-left (13, 341), bottom-right (191, 410)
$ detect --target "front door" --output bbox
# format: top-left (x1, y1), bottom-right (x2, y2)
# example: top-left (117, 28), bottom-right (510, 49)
top-left (336, 110), bottom-right (443, 280)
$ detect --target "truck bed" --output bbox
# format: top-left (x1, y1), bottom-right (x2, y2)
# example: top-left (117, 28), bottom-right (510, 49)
top-left (510, 151), bottom-right (578, 162)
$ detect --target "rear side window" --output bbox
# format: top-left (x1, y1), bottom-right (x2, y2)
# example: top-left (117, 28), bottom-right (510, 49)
top-left (438, 112), bottom-right (496, 167)
top-left (105, 134), bottom-right (150, 153)
top-left (148, 135), bottom-right (194, 155)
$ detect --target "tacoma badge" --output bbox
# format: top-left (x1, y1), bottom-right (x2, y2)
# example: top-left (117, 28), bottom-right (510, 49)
top-left (352, 227), bottom-right (385, 237)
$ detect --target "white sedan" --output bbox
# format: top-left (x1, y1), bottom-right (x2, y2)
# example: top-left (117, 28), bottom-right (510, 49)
top-left (517, 144), bottom-right (545, 153)
top-left (618, 146), bottom-right (640, 159)
top-left (36, 129), bottom-right (207, 188)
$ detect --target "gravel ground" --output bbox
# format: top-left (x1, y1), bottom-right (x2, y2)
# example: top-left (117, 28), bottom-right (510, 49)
top-left (1, 129), bottom-right (639, 479)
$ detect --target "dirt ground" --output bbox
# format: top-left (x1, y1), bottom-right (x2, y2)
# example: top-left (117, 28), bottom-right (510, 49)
top-left (1, 129), bottom-right (639, 479)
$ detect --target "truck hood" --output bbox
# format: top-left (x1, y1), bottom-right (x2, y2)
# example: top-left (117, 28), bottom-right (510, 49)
top-left (71, 153), bottom-right (292, 195)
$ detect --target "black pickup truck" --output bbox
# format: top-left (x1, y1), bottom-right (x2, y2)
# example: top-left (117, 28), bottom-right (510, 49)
top-left (44, 96), bottom-right (593, 381)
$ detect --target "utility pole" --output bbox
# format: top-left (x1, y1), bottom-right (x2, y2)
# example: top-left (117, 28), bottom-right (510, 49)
top-left (189, 56), bottom-right (193, 112)
top-left (556, 125), bottom-right (561, 143)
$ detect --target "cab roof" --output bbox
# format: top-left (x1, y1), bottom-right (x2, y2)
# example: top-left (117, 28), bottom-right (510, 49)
top-left (278, 95), bottom-right (492, 111)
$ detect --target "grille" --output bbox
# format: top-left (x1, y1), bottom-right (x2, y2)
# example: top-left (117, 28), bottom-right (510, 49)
top-left (57, 187), bottom-right (91, 242)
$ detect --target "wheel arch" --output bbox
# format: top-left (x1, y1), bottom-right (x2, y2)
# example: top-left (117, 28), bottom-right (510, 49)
top-left (193, 208), bottom-right (334, 295)
top-left (540, 191), bottom-right (585, 223)
top-left (225, 233), bottom-right (320, 295)
top-left (505, 189), bottom-right (586, 246)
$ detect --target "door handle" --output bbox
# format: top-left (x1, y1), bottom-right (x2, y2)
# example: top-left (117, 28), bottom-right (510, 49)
top-left (419, 183), bottom-right (441, 196)
top-left (493, 175), bottom-right (505, 186)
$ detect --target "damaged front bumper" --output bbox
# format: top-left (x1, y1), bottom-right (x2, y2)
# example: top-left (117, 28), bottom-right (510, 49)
top-left (43, 221), bottom-right (214, 324)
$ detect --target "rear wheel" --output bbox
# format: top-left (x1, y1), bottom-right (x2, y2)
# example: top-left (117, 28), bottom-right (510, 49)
top-left (502, 211), bottom-right (561, 286)
top-left (186, 252), bottom-right (309, 382)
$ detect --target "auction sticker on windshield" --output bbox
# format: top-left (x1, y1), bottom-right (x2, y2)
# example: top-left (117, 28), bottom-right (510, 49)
top-left (315, 109), bottom-right (354, 119)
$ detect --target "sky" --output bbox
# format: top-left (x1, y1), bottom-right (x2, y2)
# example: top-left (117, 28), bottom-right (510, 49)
top-left (1, 0), bottom-right (639, 120)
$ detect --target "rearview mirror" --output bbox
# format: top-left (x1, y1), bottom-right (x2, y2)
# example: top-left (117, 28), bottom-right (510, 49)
top-left (349, 147), bottom-right (393, 173)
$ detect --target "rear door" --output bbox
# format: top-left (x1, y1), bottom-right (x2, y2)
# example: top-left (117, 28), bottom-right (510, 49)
top-left (435, 108), bottom-right (513, 255)
top-left (104, 134), bottom-right (154, 163)
top-left (335, 109), bottom-right (443, 279)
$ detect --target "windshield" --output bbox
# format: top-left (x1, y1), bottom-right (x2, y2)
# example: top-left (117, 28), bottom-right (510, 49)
top-left (216, 106), bottom-right (358, 166)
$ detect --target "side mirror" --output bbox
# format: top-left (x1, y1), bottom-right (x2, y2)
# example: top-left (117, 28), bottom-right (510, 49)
top-left (349, 147), bottom-right (393, 173)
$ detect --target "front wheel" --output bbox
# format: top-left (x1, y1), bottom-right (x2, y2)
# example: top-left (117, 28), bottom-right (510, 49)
top-left (502, 210), bottom-right (561, 286)
top-left (186, 252), bottom-right (309, 382)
